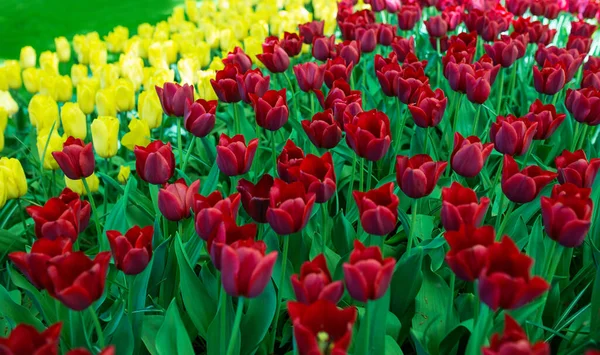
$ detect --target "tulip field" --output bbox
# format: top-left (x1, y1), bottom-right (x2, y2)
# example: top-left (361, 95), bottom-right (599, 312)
top-left (1, 0), bottom-right (600, 354)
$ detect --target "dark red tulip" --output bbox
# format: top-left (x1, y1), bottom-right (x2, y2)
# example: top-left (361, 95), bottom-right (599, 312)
top-left (299, 21), bottom-right (325, 45)
top-left (222, 47), bottom-right (252, 74)
top-left (555, 149), bottom-right (600, 188)
top-left (302, 109), bottom-right (343, 149)
top-left (377, 24), bottom-right (396, 46)
top-left (391, 36), bottom-right (415, 63)
top-left (277, 140), bottom-right (305, 182)
top-left (490, 115), bottom-right (538, 156)
top-left (291, 254), bottom-right (344, 305)
top-left (567, 35), bottom-right (592, 54)
top-left (365, 0), bottom-right (386, 11)
top-left (451, 133), bottom-right (493, 178)
top-left (315, 79), bottom-right (363, 128)
top-left (216, 134), bottom-right (258, 176)
top-left (464, 8), bottom-right (511, 42)
top-left (324, 57), bottom-right (353, 89)
top-left (501, 155), bottom-right (558, 204)
top-left (355, 27), bottom-right (378, 53)
top-left (530, 0), bottom-right (561, 19)
top-left (425, 16), bottom-right (448, 38)
top-left (210, 64), bottom-right (242, 103)
top-left (353, 182), bottom-right (399, 236)
top-left (565, 88), bottom-right (600, 126)
top-left (158, 179), bottom-right (200, 221)
top-left (465, 72), bottom-right (493, 104)
top-left (571, 21), bottom-right (598, 38)
top-left (535, 45), bottom-right (585, 82)
top-left (335, 40), bottom-right (361, 66)
top-left (26, 189), bottom-right (90, 242)
top-left (524, 99), bottom-right (566, 140)
top-left (257, 43), bottom-right (290, 73)
top-left (444, 62), bottom-right (475, 93)
top-left (397, 5), bottom-right (421, 30)
top-left (289, 152), bottom-right (336, 204)
top-left (441, 5), bottom-right (464, 31)
top-left (541, 183), bottom-right (593, 248)
top-left (236, 68), bottom-right (270, 104)
top-left (444, 224), bottom-right (495, 281)
top-left (194, 191), bottom-right (241, 240)
top-left (484, 36), bottom-right (521, 68)
top-left (376, 61), bottom-right (402, 97)
top-left (479, 236), bottom-right (549, 310)
top-left (184, 98), bottom-right (217, 138)
top-left (9, 237), bottom-right (72, 290)
top-left (287, 300), bottom-right (356, 355)
top-left (513, 18), bottom-right (556, 45)
top-left (52, 137), bottom-right (95, 180)
top-left (267, 179), bottom-right (316, 235)
top-left (107, 225), bottom-right (153, 275)
top-left (581, 0), bottom-right (600, 18)
top-left (582, 70), bottom-right (600, 90)
top-left (47, 251), bottom-right (111, 310)
top-left (293, 62), bottom-right (325, 92)
top-left (343, 240), bottom-right (396, 302)
top-left (312, 35), bottom-right (336, 61)
top-left (155, 82), bottom-right (194, 117)
top-left (409, 86), bottom-right (448, 127)
top-left (396, 64), bottom-right (430, 104)
top-left (221, 239), bottom-right (277, 297)
top-left (209, 221), bottom-right (257, 270)
top-left (237, 174), bottom-right (274, 223)
top-left (396, 154), bottom-right (447, 198)
top-left (483, 314), bottom-right (550, 355)
top-left (584, 57), bottom-right (600, 72)
top-left (345, 110), bottom-right (391, 161)
top-left (250, 89), bottom-right (289, 131)
top-left (280, 32), bottom-right (304, 57)
top-left (441, 182), bottom-right (491, 231)
top-left (506, 0), bottom-right (530, 15)
top-left (134, 141), bottom-right (175, 185)
top-left (0, 323), bottom-right (62, 355)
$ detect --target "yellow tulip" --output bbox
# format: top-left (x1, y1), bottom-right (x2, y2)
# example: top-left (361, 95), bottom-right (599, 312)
top-left (77, 80), bottom-right (97, 115)
top-left (119, 54), bottom-right (144, 91)
top-left (203, 23), bottom-right (220, 49)
top-left (117, 165), bottom-right (131, 184)
top-left (196, 70), bottom-right (218, 101)
top-left (196, 41), bottom-right (211, 68)
top-left (0, 69), bottom-right (7, 91)
top-left (0, 170), bottom-right (7, 209)
top-left (138, 23), bottom-right (154, 39)
top-left (0, 157), bottom-right (27, 199)
top-left (105, 26), bottom-right (129, 53)
top-left (89, 45), bottom-right (108, 73)
top-left (144, 67), bottom-right (174, 91)
top-left (164, 40), bottom-right (179, 65)
top-left (1, 61), bottom-right (22, 89)
top-left (95, 87), bottom-right (117, 117)
top-left (65, 173), bottom-right (100, 195)
top-left (148, 42), bottom-right (168, 69)
top-left (185, 0), bottom-right (199, 22)
top-left (178, 58), bottom-right (199, 86)
top-left (56, 75), bottom-right (73, 102)
top-left (230, 17), bottom-right (249, 40)
top-left (20, 46), bottom-right (36, 68)
top-left (219, 29), bottom-right (236, 52)
top-left (137, 90), bottom-right (163, 129)
top-left (96, 64), bottom-right (119, 89)
top-left (249, 22), bottom-right (269, 40)
top-left (28, 94), bottom-right (59, 134)
top-left (0, 107), bottom-right (7, 152)
top-left (61, 102), bottom-right (87, 139)
top-left (39, 51), bottom-right (59, 75)
top-left (91, 116), bottom-right (119, 158)
top-left (198, 1), bottom-right (216, 17)
top-left (71, 64), bottom-right (89, 87)
top-left (22, 68), bottom-right (41, 94)
top-left (243, 37), bottom-right (263, 64)
top-left (37, 130), bottom-right (65, 170)
top-left (121, 118), bottom-right (150, 150)
top-left (54, 36), bottom-right (71, 62)
top-left (208, 57), bottom-right (224, 71)
top-left (114, 78), bottom-right (135, 112)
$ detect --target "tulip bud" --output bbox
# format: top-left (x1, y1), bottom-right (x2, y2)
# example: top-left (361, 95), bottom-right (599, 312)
top-left (184, 98), bottom-right (217, 138)
top-left (138, 90), bottom-right (163, 129)
top-left (197, 69), bottom-right (218, 101)
top-left (37, 131), bottom-right (65, 170)
top-left (343, 240), bottom-right (396, 302)
top-left (299, 21), bottom-right (325, 45)
top-left (250, 89), bottom-right (289, 131)
top-left (533, 63), bottom-right (566, 96)
top-left (302, 109), bottom-right (343, 149)
top-left (65, 173), bottom-right (100, 195)
top-left (524, 99), bottom-right (565, 140)
top-left (291, 254), bottom-right (344, 305)
top-left (396, 154), bottom-right (447, 198)
top-left (444, 224), bottom-right (495, 281)
top-left (1, 60), bottom-right (22, 89)
top-left (0, 91), bottom-right (18, 117)
top-left (55, 36), bottom-right (71, 62)
top-left (237, 174), bottom-right (275, 223)
top-left (221, 240), bottom-right (277, 297)
top-left (210, 64), bottom-right (242, 103)
top-left (409, 86), bottom-right (448, 127)
top-left (52, 137), bottom-right (95, 180)
top-left (484, 315), bottom-right (550, 354)
top-left (29, 94), bottom-right (60, 134)
top-left (91, 116), bottom-right (119, 158)
top-left (118, 165), bottom-right (131, 184)
top-left (216, 134), bottom-right (259, 176)
top-left (0, 157), bottom-right (27, 199)
top-left (565, 88), bottom-right (600, 126)
top-left (158, 179), bottom-right (200, 221)
top-left (20, 46), bottom-right (36, 68)
top-left (0, 323), bottom-right (62, 354)
top-left (324, 57), bottom-right (353, 89)
top-left (555, 149), bottom-right (600, 188)
top-left (223, 46), bottom-right (253, 74)
top-left (490, 115), bottom-right (538, 156)
top-left (134, 140), bottom-right (175, 185)
top-left (257, 44), bottom-right (290, 73)
top-left (0, 108), bottom-right (7, 152)
top-left (391, 36), bottom-right (415, 63)
top-left (61, 103), bottom-right (87, 140)
top-left (501, 155), bottom-right (557, 204)
top-left (294, 62), bottom-right (325, 93)
top-left (441, 182), bottom-right (490, 231)
top-left (121, 118), bottom-right (151, 151)
top-left (39, 51), bottom-right (59, 75)
top-left (107, 226), bottom-right (153, 275)
top-left (22, 68), bottom-right (41, 93)
top-left (114, 78), bottom-right (135, 112)
top-left (345, 110), bottom-right (391, 161)
top-left (156, 82), bottom-right (195, 117)
top-left (451, 133), bottom-right (493, 178)
top-left (95, 87), bottom-right (117, 117)
top-left (353, 182), bottom-right (399, 236)
top-left (267, 179), bottom-right (316, 235)
top-left (425, 16), bottom-right (449, 38)
top-left (312, 35), bottom-right (336, 61)
top-left (288, 153), bottom-right (337, 204)
top-left (277, 140), bottom-right (305, 182)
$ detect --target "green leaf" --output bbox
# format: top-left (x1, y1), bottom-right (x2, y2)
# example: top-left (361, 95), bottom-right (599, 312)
top-left (590, 262), bottom-right (600, 341)
top-left (156, 300), bottom-right (195, 355)
top-left (101, 177), bottom-right (134, 251)
top-left (0, 284), bottom-right (44, 330)
top-left (241, 280), bottom-right (276, 354)
top-left (201, 162), bottom-right (220, 195)
top-left (385, 335), bottom-right (404, 355)
top-left (142, 315), bottom-right (164, 355)
top-left (108, 306), bottom-right (134, 355)
top-left (390, 247), bottom-right (424, 320)
top-left (131, 257), bottom-right (154, 354)
top-left (355, 290), bottom-right (391, 354)
top-left (10, 269), bottom-right (57, 323)
top-left (207, 295), bottom-right (239, 355)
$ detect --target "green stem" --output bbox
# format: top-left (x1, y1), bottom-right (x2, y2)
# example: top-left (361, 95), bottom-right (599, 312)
top-left (363, 301), bottom-right (372, 354)
top-left (81, 178), bottom-right (102, 240)
top-left (346, 154), bottom-right (358, 212)
top-left (577, 125), bottom-right (590, 150)
top-left (473, 105), bottom-right (482, 137)
top-left (220, 282), bottom-right (228, 352)
top-left (233, 102), bottom-right (240, 135)
top-left (225, 297), bottom-right (245, 355)
top-left (508, 62), bottom-right (518, 111)
top-left (104, 158), bottom-right (110, 218)
top-left (359, 158), bottom-right (364, 192)
top-left (366, 160), bottom-right (373, 191)
top-left (496, 70), bottom-right (505, 115)
top-left (465, 302), bottom-right (493, 355)
top-left (452, 93), bottom-right (462, 138)
top-left (571, 124), bottom-right (582, 152)
top-left (436, 38), bottom-right (442, 89)
top-left (181, 136), bottom-right (197, 173)
top-left (407, 199), bottom-right (418, 253)
top-left (89, 306), bottom-right (105, 348)
top-left (271, 130), bottom-right (277, 174)
top-left (521, 141), bottom-right (535, 169)
top-left (270, 235), bottom-right (290, 353)
top-left (16, 199), bottom-right (28, 235)
top-left (423, 127), bottom-right (430, 154)
top-left (127, 275), bottom-right (134, 322)
top-left (497, 201), bottom-right (515, 237)
top-left (177, 118), bottom-right (183, 171)
top-left (447, 272), bottom-right (455, 324)
top-left (321, 203), bottom-right (328, 254)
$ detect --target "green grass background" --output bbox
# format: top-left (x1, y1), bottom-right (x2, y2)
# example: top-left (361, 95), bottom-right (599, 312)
top-left (0, 0), bottom-right (183, 60)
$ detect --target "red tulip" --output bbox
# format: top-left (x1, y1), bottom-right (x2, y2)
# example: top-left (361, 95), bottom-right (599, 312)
top-left (155, 82), bottom-right (194, 117)
top-left (107, 226), bottom-right (153, 275)
top-left (355, 27), bottom-right (378, 53)
top-left (292, 254), bottom-right (344, 305)
top-left (210, 64), bottom-right (242, 103)
top-left (571, 20), bottom-right (598, 37)
top-left (483, 36), bottom-right (521, 68)
top-left (287, 300), bottom-right (356, 355)
top-left (345, 110), bottom-right (391, 161)
top-left (442, 5), bottom-right (464, 31)
top-left (464, 8), bottom-right (511, 42)
top-left (444, 224), bottom-right (495, 281)
top-left (299, 21), bottom-right (325, 45)
top-left (216, 134), bottom-right (258, 176)
top-left (479, 237), bottom-right (549, 310)
top-left (52, 137), bottom-right (95, 180)
top-left (425, 16), bottom-right (449, 38)
top-left (302, 109), bottom-right (343, 149)
top-left (506, 0), bottom-right (530, 16)
top-left (0, 323), bottom-right (62, 355)
top-left (315, 79), bottom-right (363, 127)
top-left (47, 251), bottom-right (111, 310)
top-left (323, 57), bottom-right (353, 89)
top-left (535, 45), bottom-right (584, 82)
top-left (391, 36), bottom-right (415, 63)
top-left (377, 24), bottom-right (396, 46)
top-left (236, 68), bottom-right (271, 104)
top-left (289, 152), bottom-right (337, 204)
top-left (533, 63), bottom-right (566, 96)
top-left (524, 99), bottom-right (565, 140)
top-left (277, 140), bottom-right (305, 182)
top-left (513, 18), bottom-right (556, 45)
top-left (441, 182), bottom-right (491, 231)
top-left (376, 60), bottom-right (402, 97)
top-left (396, 154), bottom-right (447, 198)
top-left (444, 62), bottom-right (475, 93)
top-left (293, 62), bottom-right (325, 92)
top-left (397, 5), bottom-right (421, 30)
top-left (335, 40), bottom-right (361, 66)
top-left (365, 0), bottom-right (386, 11)
top-left (451, 133), bottom-right (493, 178)
top-left (26, 189), bottom-right (90, 242)
top-left (158, 179), bottom-right (200, 221)
top-left (221, 240), bottom-right (277, 297)
top-left (9, 237), bottom-right (72, 290)
top-left (312, 35), bottom-right (336, 61)
top-left (237, 174), bottom-right (274, 223)
top-left (408, 86), bottom-right (448, 127)
top-left (222, 47), bottom-right (252, 74)
top-left (257, 44), bottom-right (290, 73)
top-left (541, 183), bottom-right (593, 248)
top-left (396, 64), bottom-right (430, 104)
top-left (565, 88), bottom-right (600, 126)
top-left (343, 240), bottom-right (396, 302)
top-left (194, 191), bottom-right (241, 240)
top-left (582, 70), bottom-right (600, 90)
top-left (530, 0), bottom-right (561, 19)
top-left (134, 141), bottom-right (175, 185)
top-left (280, 32), bottom-right (303, 57)
top-left (250, 89), bottom-right (289, 131)
top-left (209, 221), bottom-right (257, 270)
top-left (490, 115), bottom-right (538, 156)
top-left (555, 149), bottom-right (600, 188)
top-left (267, 179), bottom-right (316, 235)
top-left (501, 155), bottom-right (557, 204)
top-left (184, 98), bottom-right (217, 138)
top-left (353, 182), bottom-right (399, 236)
top-left (483, 315), bottom-right (550, 355)
top-left (567, 35), bottom-right (592, 54)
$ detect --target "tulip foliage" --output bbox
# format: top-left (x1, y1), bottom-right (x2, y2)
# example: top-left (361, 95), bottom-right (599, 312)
top-left (1, 0), bottom-right (600, 354)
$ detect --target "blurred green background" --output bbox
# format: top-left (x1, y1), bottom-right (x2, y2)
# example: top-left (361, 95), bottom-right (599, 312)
top-left (0, 0), bottom-right (184, 59)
